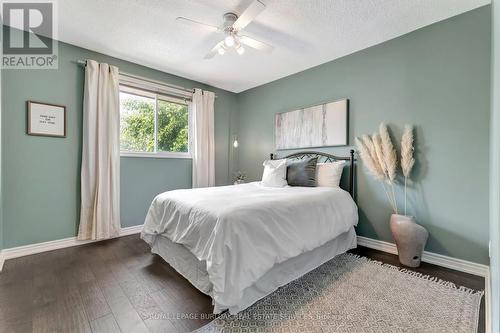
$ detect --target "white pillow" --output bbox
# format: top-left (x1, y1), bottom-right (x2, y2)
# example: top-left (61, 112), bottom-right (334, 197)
top-left (316, 161), bottom-right (346, 187)
top-left (261, 159), bottom-right (288, 187)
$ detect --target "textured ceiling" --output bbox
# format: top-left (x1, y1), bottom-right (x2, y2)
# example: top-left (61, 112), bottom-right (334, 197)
top-left (55, 0), bottom-right (489, 92)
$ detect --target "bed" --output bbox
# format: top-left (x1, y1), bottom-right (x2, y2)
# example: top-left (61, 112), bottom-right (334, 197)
top-left (141, 151), bottom-right (358, 314)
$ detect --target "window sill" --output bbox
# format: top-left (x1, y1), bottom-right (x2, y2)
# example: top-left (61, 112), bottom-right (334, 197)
top-left (120, 152), bottom-right (192, 159)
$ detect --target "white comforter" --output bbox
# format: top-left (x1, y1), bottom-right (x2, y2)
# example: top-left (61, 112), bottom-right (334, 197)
top-left (141, 182), bottom-right (358, 311)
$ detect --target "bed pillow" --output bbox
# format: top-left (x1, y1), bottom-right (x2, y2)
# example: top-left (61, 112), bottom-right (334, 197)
top-left (261, 159), bottom-right (288, 187)
top-left (316, 161), bottom-right (346, 187)
top-left (286, 157), bottom-right (318, 187)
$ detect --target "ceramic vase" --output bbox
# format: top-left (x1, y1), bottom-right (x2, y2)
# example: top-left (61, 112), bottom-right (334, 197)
top-left (389, 214), bottom-right (428, 267)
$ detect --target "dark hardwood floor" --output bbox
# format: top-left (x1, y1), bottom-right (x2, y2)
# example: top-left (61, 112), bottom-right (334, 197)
top-left (0, 234), bottom-right (485, 333)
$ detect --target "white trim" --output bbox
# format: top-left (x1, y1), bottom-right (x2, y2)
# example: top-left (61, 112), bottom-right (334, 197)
top-left (0, 225), bottom-right (143, 272)
top-left (357, 236), bottom-right (398, 255)
top-left (120, 225), bottom-right (144, 236)
top-left (1, 231), bottom-right (486, 275)
top-left (421, 250), bottom-right (490, 278)
top-left (120, 152), bottom-right (192, 159)
top-left (357, 236), bottom-right (490, 277)
top-left (486, 269), bottom-right (492, 333)
top-left (0, 231), bottom-right (487, 276)
top-left (119, 74), bottom-right (193, 100)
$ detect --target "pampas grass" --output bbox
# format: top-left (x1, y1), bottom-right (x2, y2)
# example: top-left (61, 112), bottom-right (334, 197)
top-left (357, 123), bottom-right (415, 215)
top-left (380, 123), bottom-right (398, 214)
top-left (401, 125), bottom-right (415, 178)
top-left (372, 134), bottom-right (386, 178)
top-left (361, 135), bottom-right (385, 178)
top-left (372, 133), bottom-right (397, 212)
top-left (379, 123), bottom-right (397, 182)
top-left (356, 133), bottom-right (397, 213)
top-left (355, 137), bottom-right (384, 181)
top-left (401, 125), bottom-right (415, 215)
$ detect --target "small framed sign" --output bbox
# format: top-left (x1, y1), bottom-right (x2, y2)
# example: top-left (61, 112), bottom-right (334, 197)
top-left (27, 101), bottom-right (66, 138)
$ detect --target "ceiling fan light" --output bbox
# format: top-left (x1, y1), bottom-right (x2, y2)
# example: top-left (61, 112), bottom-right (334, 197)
top-left (236, 46), bottom-right (245, 55)
top-left (217, 47), bottom-right (225, 55)
top-left (224, 35), bottom-right (235, 47)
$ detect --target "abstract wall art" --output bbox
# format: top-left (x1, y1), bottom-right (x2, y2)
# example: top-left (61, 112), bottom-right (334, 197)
top-left (275, 99), bottom-right (348, 149)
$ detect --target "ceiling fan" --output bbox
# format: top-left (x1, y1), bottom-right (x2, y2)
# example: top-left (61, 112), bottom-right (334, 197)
top-left (176, 0), bottom-right (274, 59)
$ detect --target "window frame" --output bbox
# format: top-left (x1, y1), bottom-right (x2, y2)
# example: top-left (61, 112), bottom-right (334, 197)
top-left (119, 84), bottom-right (192, 159)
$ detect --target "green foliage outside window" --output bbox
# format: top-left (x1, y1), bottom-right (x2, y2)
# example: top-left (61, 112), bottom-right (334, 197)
top-left (120, 92), bottom-right (189, 153)
top-left (157, 100), bottom-right (189, 152)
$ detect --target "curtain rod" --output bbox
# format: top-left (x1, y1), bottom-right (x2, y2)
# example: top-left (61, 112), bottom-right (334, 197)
top-left (74, 60), bottom-right (200, 96)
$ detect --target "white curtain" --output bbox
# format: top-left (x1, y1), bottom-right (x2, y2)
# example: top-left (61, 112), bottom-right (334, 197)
top-left (78, 60), bottom-right (121, 240)
top-left (192, 88), bottom-right (216, 188)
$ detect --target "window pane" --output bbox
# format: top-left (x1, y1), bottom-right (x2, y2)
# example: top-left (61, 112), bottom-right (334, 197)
top-left (120, 92), bottom-right (155, 152)
top-left (157, 99), bottom-right (189, 153)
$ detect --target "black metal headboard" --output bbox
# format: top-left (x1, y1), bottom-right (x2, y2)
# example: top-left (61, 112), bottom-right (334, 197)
top-left (270, 150), bottom-right (356, 197)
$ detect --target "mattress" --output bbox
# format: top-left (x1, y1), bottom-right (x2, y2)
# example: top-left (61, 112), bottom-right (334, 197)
top-left (150, 226), bottom-right (357, 314)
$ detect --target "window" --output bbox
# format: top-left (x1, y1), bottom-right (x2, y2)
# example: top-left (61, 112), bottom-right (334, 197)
top-left (119, 85), bottom-right (191, 158)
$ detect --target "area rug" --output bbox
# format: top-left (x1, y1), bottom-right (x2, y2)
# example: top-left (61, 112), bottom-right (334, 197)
top-left (195, 253), bottom-right (483, 333)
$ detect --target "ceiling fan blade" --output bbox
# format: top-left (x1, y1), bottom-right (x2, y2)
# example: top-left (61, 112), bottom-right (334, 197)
top-left (233, 0), bottom-right (266, 31)
top-left (204, 41), bottom-right (224, 59)
top-left (240, 35), bottom-right (273, 53)
top-left (176, 17), bottom-right (219, 32)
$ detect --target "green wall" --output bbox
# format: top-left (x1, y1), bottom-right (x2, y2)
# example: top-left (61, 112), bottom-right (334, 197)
top-left (1, 7), bottom-right (493, 265)
top-left (234, 6), bottom-right (491, 264)
top-left (1, 34), bottom-right (237, 248)
top-left (490, 0), bottom-right (500, 330)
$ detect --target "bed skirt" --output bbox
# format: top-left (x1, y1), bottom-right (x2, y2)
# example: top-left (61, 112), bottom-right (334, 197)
top-left (150, 226), bottom-right (357, 314)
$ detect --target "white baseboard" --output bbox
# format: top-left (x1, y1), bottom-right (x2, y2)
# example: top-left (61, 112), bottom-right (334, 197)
top-left (1, 230), bottom-right (487, 277)
top-left (485, 269), bottom-right (492, 333)
top-left (357, 236), bottom-right (399, 255)
top-left (119, 224), bottom-right (144, 236)
top-left (357, 236), bottom-right (489, 277)
top-left (0, 224), bottom-right (143, 272)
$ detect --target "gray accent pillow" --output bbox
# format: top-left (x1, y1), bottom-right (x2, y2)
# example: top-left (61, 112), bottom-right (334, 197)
top-left (286, 157), bottom-right (318, 187)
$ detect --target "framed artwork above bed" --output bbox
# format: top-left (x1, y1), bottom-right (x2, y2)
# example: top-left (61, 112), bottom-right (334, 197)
top-left (275, 99), bottom-right (348, 149)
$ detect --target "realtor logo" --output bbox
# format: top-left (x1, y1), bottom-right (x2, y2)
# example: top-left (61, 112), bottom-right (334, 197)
top-left (1, 1), bottom-right (58, 68)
